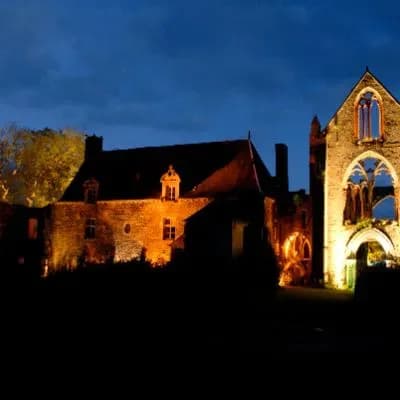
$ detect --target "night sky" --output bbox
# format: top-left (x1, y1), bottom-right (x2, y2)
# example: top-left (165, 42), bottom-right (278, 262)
top-left (1, 0), bottom-right (400, 191)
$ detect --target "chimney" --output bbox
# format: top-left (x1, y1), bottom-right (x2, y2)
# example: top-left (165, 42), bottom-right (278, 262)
top-left (275, 143), bottom-right (288, 194)
top-left (310, 115), bottom-right (321, 138)
top-left (85, 135), bottom-right (103, 160)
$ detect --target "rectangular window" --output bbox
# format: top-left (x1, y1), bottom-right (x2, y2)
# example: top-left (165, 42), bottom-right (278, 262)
top-left (85, 218), bottom-right (96, 239)
top-left (165, 185), bottom-right (176, 201)
top-left (28, 218), bottom-right (38, 240)
top-left (163, 218), bottom-right (176, 240)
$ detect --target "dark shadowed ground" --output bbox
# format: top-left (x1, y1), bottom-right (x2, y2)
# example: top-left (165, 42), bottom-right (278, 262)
top-left (3, 266), bottom-right (400, 368)
top-left (240, 286), bottom-right (389, 355)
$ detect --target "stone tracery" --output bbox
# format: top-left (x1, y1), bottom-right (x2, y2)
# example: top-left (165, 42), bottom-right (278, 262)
top-left (343, 157), bottom-right (395, 224)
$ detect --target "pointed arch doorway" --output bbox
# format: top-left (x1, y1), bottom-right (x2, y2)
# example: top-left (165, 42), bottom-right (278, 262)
top-left (345, 227), bottom-right (394, 288)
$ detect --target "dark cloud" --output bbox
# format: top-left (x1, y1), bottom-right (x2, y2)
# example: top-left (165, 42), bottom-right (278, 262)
top-left (2, 0), bottom-right (400, 190)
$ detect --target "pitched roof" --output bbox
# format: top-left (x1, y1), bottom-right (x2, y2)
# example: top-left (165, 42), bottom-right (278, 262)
top-left (61, 139), bottom-right (273, 201)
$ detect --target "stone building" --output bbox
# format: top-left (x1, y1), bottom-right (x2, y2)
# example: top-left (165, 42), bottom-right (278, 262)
top-left (44, 136), bottom-right (301, 275)
top-left (311, 68), bottom-right (400, 289)
top-left (0, 126), bottom-right (312, 283)
top-left (0, 134), bottom-right (305, 283)
top-left (2, 67), bottom-right (395, 289)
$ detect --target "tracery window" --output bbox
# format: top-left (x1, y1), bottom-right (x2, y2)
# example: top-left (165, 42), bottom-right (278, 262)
top-left (343, 157), bottom-right (395, 224)
top-left (280, 232), bottom-right (312, 286)
top-left (356, 91), bottom-right (382, 141)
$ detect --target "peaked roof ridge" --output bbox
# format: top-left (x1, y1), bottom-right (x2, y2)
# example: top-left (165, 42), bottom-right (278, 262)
top-left (103, 138), bottom-right (248, 154)
top-left (247, 137), bottom-right (262, 193)
top-left (323, 68), bottom-right (400, 132)
top-left (62, 137), bottom-right (259, 201)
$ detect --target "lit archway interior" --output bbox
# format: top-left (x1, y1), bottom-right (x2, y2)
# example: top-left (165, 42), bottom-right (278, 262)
top-left (280, 232), bottom-right (311, 286)
top-left (355, 240), bottom-right (385, 272)
top-left (344, 227), bottom-right (394, 287)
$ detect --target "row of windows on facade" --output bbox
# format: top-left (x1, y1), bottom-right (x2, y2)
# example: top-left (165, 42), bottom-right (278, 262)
top-left (84, 218), bottom-right (176, 240)
top-left (83, 165), bottom-right (181, 203)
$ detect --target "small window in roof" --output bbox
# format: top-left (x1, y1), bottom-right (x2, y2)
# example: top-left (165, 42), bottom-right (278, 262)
top-left (160, 165), bottom-right (181, 201)
top-left (83, 178), bottom-right (99, 203)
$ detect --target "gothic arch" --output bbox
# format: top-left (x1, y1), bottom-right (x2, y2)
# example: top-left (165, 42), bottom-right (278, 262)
top-left (354, 86), bottom-right (383, 106)
top-left (279, 232), bottom-right (312, 286)
top-left (346, 227), bottom-right (394, 258)
top-left (373, 194), bottom-right (395, 209)
top-left (354, 87), bottom-right (384, 140)
top-left (341, 150), bottom-right (398, 188)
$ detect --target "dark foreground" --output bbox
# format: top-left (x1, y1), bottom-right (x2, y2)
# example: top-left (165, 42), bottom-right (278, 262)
top-left (241, 286), bottom-right (390, 355)
top-left (4, 267), bottom-right (400, 365)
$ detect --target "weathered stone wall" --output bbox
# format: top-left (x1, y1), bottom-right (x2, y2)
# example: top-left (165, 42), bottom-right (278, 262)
top-left (265, 195), bottom-right (312, 284)
top-left (279, 201), bottom-right (312, 252)
top-left (263, 197), bottom-right (278, 255)
top-left (324, 72), bottom-right (400, 287)
top-left (48, 198), bottom-right (210, 271)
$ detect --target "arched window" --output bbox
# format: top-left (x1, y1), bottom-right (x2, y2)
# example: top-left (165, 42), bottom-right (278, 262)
top-left (280, 232), bottom-right (312, 286)
top-left (356, 91), bottom-right (382, 141)
top-left (343, 156), bottom-right (395, 224)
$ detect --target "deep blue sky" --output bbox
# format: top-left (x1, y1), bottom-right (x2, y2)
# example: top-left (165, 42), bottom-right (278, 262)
top-left (1, 0), bottom-right (400, 191)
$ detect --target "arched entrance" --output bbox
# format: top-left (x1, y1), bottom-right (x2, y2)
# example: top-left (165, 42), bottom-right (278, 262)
top-left (345, 227), bottom-right (394, 288)
top-left (279, 232), bottom-right (311, 286)
top-left (356, 240), bottom-right (386, 273)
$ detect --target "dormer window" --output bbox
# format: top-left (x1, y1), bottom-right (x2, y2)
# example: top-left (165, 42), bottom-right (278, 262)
top-left (160, 165), bottom-right (181, 201)
top-left (166, 185), bottom-right (176, 201)
top-left (83, 178), bottom-right (99, 204)
top-left (355, 90), bottom-right (383, 142)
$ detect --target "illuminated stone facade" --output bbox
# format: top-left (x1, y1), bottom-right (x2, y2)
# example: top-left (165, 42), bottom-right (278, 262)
top-left (43, 138), bottom-right (291, 274)
top-left (49, 198), bottom-right (209, 269)
top-left (315, 69), bottom-right (400, 288)
top-left (274, 191), bottom-right (312, 285)
top-left (7, 69), bottom-right (400, 287)
top-left (1, 134), bottom-right (311, 283)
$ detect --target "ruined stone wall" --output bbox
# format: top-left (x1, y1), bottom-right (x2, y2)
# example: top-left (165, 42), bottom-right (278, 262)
top-left (324, 72), bottom-right (400, 287)
top-left (264, 195), bottom-right (312, 285)
top-left (263, 197), bottom-right (278, 255)
top-left (279, 201), bottom-right (312, 251)
top-left (48, 198), bottom-right (210, 272)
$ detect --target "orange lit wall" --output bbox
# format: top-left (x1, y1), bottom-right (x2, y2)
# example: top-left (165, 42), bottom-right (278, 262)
top-left (48, 197), bottom-right (210, 271)
top-left (264, 195), bottom-right (312, 284)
